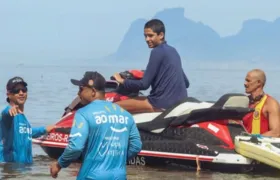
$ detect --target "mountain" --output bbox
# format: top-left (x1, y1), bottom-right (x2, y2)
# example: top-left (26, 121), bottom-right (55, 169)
top-left (105, 7), bottom-right (280, 64)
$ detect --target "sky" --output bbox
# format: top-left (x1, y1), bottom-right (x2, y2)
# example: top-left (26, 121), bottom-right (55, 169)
top-left (1, 0), bottom-right (280, 60)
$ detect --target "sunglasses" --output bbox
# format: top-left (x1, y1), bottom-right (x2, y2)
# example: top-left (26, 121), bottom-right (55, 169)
top-left (10, 87), bottom-right (28, 94)
top-left (79, 86), bottom-right (95, 92)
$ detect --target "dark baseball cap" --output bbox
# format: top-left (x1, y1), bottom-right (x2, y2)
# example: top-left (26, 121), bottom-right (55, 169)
top-left (70, 71), bottom-right (106, 91)
top-left (6, 76), bottom-right (28, 103)
top-left (6, 76), bottom-right (28, 91)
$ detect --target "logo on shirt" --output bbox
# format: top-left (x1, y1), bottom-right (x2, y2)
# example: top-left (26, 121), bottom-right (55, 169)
top-left (92, 111), bottom-right (107, 115)
top-left (93, 104), bottom-right (129, 133)
top-left (98, 141), bottom-right (110, 157)
top-left (19, 126), bottom-right (32, 134)
top-left (98, 136), bottom-right (124, 157)
top-left (95, 114), bottom-right (128, 125)
top-left (253, 109), bottom-right (260, 118)
top-left (95, 114), bottom-right (128, 133)
top-left (73, 119), bottom-right (84, 129)
top-left (69, 132), bottom-right (82, 138)
top-left (110, 127), bottom-right (127, 132)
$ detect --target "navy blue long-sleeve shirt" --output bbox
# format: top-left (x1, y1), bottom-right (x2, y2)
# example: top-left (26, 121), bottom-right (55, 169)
top-left (123, 41), bottom-right (189, 109)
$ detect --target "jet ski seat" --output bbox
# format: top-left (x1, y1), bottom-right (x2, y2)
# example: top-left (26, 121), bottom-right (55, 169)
top-left (135, 93), bottom-right (253, 133)
top-left (174, 93), bottom-right (250, 117)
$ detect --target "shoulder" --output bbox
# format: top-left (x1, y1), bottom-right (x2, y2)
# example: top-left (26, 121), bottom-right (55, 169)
top-left (151, 42), bottom-right (170, 53)
top-left (265, 95), bottom-right (280, 110)
top-left (1, 106), bottom-right (11, 117)
top-left (1, 106), bottom-right (11, 113)
top-left (266, 95), bottom-right (279, 105)
top-left (108, 102), bottom-right (135, 121)
top-left (118, 106), bottom-right (135, 123)
top-left (75, 104), bottom-right (91, 119)
top-left (153, 42), bottom-right (179, 59)
top-left (150, 46), bottom-right (163, 56)
top-left (77, 100), bottom-right (114, 115)
top-left (153, 42), bottom-right (175, 51)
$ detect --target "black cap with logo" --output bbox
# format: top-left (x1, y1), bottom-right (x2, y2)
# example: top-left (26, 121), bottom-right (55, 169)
top-left (70, 71), bottom-right (106, 91)
top-left (6, 76), bottom-right (28, 102)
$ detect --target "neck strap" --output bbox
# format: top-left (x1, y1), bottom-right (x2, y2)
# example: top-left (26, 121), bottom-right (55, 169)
top-left (249, 93), bottom-right (265, 104)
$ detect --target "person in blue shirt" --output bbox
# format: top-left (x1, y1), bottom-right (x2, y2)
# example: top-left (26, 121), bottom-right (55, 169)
top-left (0, 76), bottom-right (55, 163)
top-left (114, 19), bottom-right (190, 114)
top-left (50, 71), bottom-right (142, 180)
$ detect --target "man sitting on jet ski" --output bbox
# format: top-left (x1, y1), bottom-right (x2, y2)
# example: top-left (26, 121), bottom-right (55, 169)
top-left (243, 69), bottom-right (280, 137)
top-left (113, 19), bottom-right (190, 114)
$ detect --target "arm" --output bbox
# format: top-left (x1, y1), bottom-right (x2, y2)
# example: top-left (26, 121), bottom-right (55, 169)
top-left (127, 117), bottom-right (142, 160)
top-left (183, 70), bottom-right (190, 88)
top-left (32, 125), bottom-right (57, 138)
top-left (123, 48), bottom-right (163, 91)
top-left (262, 98), bottom-right (280, 137)
top-left (32, 127), bottom-right (47, 138)
top-left (1, 107), bottom-right (13, 129)
top-left (57, 112), bottom-right (89, 168)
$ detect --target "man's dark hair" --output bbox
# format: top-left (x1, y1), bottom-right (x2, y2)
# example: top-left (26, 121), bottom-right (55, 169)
top-left (144, 19), bottom-right (165, 37)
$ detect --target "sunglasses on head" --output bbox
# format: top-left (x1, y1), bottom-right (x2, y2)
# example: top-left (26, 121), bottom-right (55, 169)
top-left (10, 87), bottom-right (28, 94)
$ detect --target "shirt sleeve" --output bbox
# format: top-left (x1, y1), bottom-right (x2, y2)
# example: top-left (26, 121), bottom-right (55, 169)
top-left (58, 111), bottom-right (89, 168)
top-left (32, 127), bottom-right (47, 138)
top-left (127, 116), bottom-right (142, 160)
top-left (123, 48), bottom-right (163, 91)
top-left (1, 107), bottom-right (10, 119)
top-left (1, 107), bottom-right (13, 129)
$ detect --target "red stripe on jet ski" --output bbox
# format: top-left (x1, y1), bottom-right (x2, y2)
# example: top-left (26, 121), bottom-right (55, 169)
top-left (32, 139), bottom-right (67, 148)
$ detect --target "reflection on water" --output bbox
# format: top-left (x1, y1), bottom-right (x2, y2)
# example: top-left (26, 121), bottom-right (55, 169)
top-left (0, 155), bottom-right (80, 180)
top-left (0, 155), bottom-right (280, 180)
top-left (0, 163), bottom-right (32, 179)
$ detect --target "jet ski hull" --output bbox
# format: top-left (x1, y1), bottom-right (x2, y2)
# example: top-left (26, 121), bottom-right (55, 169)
top-left (33, 138), bottom-right (250, 165)
top-left (32, 121), bottom-right (254, 171)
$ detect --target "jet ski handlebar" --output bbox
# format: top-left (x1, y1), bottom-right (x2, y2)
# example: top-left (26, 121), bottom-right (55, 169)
top-left (110, 70), bottom-right (144, 81)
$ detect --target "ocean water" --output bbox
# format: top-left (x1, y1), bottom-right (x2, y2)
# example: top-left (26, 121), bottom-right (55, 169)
top-left (1, 62), bottom-right (280, 179)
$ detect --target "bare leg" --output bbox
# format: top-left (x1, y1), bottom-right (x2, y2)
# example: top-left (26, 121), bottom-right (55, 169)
top-left (115, 97), bottom-right (161, 114)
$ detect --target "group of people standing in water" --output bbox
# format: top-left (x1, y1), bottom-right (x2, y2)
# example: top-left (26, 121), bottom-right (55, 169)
top-left (0, 18), bottom-right (280, 179)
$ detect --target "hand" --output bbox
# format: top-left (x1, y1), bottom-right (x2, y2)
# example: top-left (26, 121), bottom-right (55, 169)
top-left (50, 161), bottom-right (61, 178)
top-left (8, 105), bottom-right (23, 116)
top-left (46, 125), bottom-right (57, 133)
top-left (113, 73), bottom-right (124, 84)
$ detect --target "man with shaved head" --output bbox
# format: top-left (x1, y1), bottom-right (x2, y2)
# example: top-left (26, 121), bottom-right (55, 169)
top-left (243, 69), bottom-right (280, 137)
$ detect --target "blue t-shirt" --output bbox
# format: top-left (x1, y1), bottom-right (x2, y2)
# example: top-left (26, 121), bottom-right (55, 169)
top-left (58, 100), bottom-right (142, 180)
top-left (0, 106), bottom-right (46, 163)
top-left (123, 41), bottom-right (190, 109)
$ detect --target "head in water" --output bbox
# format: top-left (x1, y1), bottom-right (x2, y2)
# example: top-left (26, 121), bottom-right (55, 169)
top-left (144, 19), bottom-right (165, 48)
top-left (244, 69), bottom-right (266, 94)
top-left (70, 71), bottom-right (106, 105)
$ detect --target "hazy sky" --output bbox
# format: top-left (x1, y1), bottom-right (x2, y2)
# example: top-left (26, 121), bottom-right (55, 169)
top-left (1, 0), bottom-right (280, 59)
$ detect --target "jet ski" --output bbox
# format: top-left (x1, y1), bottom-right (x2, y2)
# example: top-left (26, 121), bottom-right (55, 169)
top-left (32, 70), bottom-right (258, 172)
